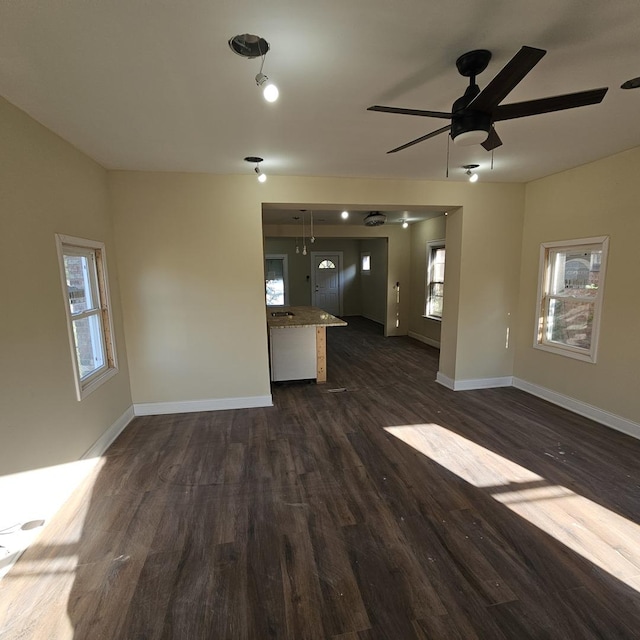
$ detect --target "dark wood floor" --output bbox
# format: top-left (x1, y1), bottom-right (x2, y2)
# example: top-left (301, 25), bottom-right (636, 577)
top-left (2, 316), bottom-right (640, 639)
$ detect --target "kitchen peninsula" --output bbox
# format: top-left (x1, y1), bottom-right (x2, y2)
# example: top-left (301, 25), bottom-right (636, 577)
top-left (267, 306), bottom-right (347, 383)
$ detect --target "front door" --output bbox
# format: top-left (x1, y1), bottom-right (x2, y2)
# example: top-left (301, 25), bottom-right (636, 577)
top-left (311, 252), bottom-right (342, 316)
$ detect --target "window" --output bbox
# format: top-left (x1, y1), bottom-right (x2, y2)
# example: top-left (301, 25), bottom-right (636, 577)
top-left (361, 253), bottom-right (371, 273)
top-left (56, 235), bottom-right (118, 399)
top-left (318, 259), bottom-right (336, 269)
top-left (534, 236), bottom-right (609, 363)
top-left (265, 254), bottom-right (289, 306)
top-left (425, 241), bottom-right (445, 319)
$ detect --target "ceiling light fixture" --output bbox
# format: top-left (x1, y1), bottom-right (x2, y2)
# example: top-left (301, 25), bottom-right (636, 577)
top-left (245, 156), bottom-right (266, 182)
top-left (229, 33), bottom-right (279, 102)
top-left (463, 164), bottom-right (479, 182)
top-left (364, 211), bottom-right (386, 227)
top-left (341, 210), bottom-right (349, 220)
top-left (401, 219), bottom-right (409, 229)
top-left (301, 210), bottom-right (307, 255)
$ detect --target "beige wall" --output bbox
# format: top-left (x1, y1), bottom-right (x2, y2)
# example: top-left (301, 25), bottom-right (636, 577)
top-left (359, 238), bottom-right (388, 325)
top-left (108, 172), bottom-right (272, 404)
top-left (0, 97), bottom-right (132, 476)
top-left (408, 215), bottom-right (447, 346)
top-left (110, 173), bottom-right (523, 403)
top-left (454, 186), bottom-right (525, 380)
top-left (515, 146), bottom-right (640, 424)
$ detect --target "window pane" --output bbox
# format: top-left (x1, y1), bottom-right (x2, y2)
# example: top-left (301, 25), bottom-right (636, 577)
top-left (266, 279), bottom-right (285, 305)
top-left (265, 258), bottom-right (285, 306)
top-left (429, 295), bottom-right (443, 318)
top-left (72, 314), bottom-right (106, 379)
top-left (319, 259), bottom-right (336, 269)
top-left (426, 244), bottom-right (445, 318)
top-left (361, 255), bottom-right (370, 271)
top-left (548, 247), bottom-right (601, 296)
top-left (546, 298), bottom-right (595, 350)
top-left (64, 253), bottom-right (97, 313)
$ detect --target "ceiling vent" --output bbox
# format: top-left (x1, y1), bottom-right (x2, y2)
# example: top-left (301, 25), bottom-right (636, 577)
top-left (364, 211), bottom-right (386, 226)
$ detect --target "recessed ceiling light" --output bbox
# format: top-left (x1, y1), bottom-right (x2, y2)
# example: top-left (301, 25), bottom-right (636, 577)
top-left (341, 210), bottom-right (349, 219)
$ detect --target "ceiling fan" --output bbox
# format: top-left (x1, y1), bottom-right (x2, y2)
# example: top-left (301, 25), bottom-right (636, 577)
top-left (368, 46), bottom-right (608, 154)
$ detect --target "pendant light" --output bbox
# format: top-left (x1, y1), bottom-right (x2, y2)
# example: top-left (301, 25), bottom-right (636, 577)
top-left (302, 213), bottom-right (307, 256)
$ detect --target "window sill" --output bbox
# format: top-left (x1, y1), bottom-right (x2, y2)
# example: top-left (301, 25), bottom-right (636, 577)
top-left (77, 366), bottom-right (119, 401)
top-left (533, 342), bottom-right (596, 364)
top-left (422, 315), bottom-right (442, 322)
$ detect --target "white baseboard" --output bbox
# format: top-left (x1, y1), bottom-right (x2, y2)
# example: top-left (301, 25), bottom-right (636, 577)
top-left (133, 394), bottom-right (273, 416)
top-left (0, 405), bottom-right (135, 580)
top-left (513, 378), bottom-right (640, 440)
top-left (82, 405), bottom-right (135, 459)
top-left (408, 331), bottom-right (440, 349)
top-left (436, 372), bottom-right (513, 391)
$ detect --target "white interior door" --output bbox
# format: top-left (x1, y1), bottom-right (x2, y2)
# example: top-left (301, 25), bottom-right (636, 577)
top-left (311, 252), bottom-right (342, 316)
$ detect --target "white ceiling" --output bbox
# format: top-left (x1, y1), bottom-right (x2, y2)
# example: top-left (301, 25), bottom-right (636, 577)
top-left (2, 0), bottom-right (640, 187)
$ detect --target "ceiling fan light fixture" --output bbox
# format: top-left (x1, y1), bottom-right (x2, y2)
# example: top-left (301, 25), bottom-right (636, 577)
top-left (453, 129), bottom-right (489, 146)
top-left (364, 211), bottom-right (386, 227)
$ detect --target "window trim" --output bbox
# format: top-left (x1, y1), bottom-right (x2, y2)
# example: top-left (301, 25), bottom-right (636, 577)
top-left (533, 236), bottom-right (609, 363)
top-left (424, 239), bottom-right (445, 321)
top-left (55, 234), bottom-right (119, 400)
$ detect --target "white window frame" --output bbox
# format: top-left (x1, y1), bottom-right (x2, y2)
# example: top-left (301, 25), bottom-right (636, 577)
top-left (533, 236), bottom-right (609, 363)
top-left (361, 252), bottom-right (371, 274)
top-left (425, 240), bottom-right (445, 320)
top-left (55, 234), bottom-right (118, 400)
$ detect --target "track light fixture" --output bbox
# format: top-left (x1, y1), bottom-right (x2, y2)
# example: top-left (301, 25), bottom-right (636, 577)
top-left (400, 219), bottom-right (409, 229)
top-left (245, 156), bottom-right (266, 183)
top-left (228, 33), bottom-right (279, 103)
top-left (463, 164), bottom-right (479, 182)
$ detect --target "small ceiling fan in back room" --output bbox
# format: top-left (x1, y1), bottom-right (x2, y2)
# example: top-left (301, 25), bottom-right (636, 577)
top-left (368, 46), bottom-right (608, 154)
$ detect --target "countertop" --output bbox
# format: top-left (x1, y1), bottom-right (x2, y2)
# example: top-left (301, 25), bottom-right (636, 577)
top-left (267, 306), bottom-right (348, 329)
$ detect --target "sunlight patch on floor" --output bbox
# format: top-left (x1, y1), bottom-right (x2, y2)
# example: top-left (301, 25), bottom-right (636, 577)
top-left (385, 423), bottom-right (640, 591)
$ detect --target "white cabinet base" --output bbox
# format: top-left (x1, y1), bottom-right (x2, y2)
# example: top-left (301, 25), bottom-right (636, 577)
top-left (269, 326), bottom-right (317, 382)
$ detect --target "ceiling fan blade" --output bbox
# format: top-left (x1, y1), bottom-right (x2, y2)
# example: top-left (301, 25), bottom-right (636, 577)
top-left (492, 87), bottom-right (608, 121)
top-left (470, 46), bottom-right (547, 113)
top-left (368, 105), bottom-right (453, 119)
top-left (481, 127), bottom-right (502, 151)
top-left (387, 125), bottom-right (452, 154)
